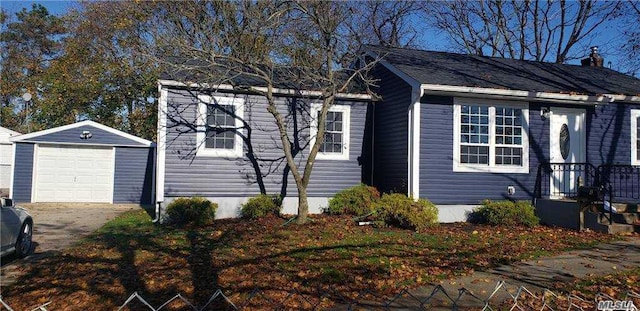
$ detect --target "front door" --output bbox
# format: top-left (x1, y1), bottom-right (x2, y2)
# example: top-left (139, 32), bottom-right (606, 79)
top-left (549, 108), bottom-right (586, 197)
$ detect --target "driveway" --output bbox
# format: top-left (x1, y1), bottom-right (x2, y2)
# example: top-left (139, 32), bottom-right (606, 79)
top-left (1, 203), bottom-right (141, 286)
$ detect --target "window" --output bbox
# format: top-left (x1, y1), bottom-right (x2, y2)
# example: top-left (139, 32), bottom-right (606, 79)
top-left (631, 110), bottom-right (640, 165)
top-left (459, 105), bottom-right (489, 164)
top-left (453, 99), bottom-right (529, 173)
top-left (196, 95), bottom-right (244, 157)
top-left (310, 104), bottom-right (350, 160)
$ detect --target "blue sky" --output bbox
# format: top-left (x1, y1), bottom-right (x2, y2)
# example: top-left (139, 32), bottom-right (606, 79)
top-left (0, 0), bottom-right (631, 72)
top-left (0, 0), bottom-right (77, 16)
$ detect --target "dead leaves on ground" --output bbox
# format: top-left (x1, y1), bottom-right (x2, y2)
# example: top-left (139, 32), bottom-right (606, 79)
top-left (0, 211), bottom-right (627, 310)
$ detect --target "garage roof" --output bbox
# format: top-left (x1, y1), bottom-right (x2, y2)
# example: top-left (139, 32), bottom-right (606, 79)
top-left (0, 126), bottom-right (21, 143)
top-left (10, 120), bottom-right (154, 147)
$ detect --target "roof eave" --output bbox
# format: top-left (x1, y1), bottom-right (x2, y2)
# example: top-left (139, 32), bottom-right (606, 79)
top-left (420, 84), bottom-right (640, 105)
top-left (362, 49), bottom-right (421, 90)
top-left (157, 79), bottom-right (373, 101)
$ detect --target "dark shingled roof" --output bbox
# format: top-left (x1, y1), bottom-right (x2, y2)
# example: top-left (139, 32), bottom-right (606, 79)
top-left (366, 45), bottom-right (640, 97)
top-left (160, 57), bottom-right (304, 89)
top-left (160, 57), bottom-right (368, 94)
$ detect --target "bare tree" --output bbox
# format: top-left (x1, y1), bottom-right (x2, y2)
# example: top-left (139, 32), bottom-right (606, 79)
top-left (619, 0), bottom-right (640, 76)
top-left (128, 1), bottom-right (377, 224)
top-left (422, 0), bottom-right (621, 63)
top-left (345, 1), bottom-right (422, 48)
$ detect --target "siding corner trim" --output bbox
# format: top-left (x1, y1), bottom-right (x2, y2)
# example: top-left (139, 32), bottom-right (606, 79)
top-left (156, 86), bottom-right (168, 202)
top-left (408, 88), bottom-right (423, 200)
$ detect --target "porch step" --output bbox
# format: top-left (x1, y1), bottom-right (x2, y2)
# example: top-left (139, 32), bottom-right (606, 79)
top-left (587, 222), bottom-right (639, 234)
top-left (595, 212), bottom-right (639, 225)
top-left (611, 203), bottom-right (639, 213)
top-left (534, 199), bottom-right (639, 233)
top-left (583, 211), bottom-right (640, 234)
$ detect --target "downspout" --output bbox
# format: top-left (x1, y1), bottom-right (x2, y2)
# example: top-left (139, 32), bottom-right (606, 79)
top-left (151, 145), bottom-right (160, 223)
top-left (153, 202), bottom-right (161, 223)
top-left (153, 84), bottom-right (168, 223)
top-left (371, 102), bottom-right (375, 185)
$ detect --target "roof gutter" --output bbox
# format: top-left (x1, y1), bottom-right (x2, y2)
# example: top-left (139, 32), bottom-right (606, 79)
top-left (420, 84), bottom-right (640, 105)
top-left (157, 79), bottom-right (373, 101)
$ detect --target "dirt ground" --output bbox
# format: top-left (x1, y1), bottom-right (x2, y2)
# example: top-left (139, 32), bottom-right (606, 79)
top-left (1, 203), bottom-right (145, 287)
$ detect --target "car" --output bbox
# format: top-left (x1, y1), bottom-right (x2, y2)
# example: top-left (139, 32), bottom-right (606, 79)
top-left (1, 198), bottom-right (33, 257)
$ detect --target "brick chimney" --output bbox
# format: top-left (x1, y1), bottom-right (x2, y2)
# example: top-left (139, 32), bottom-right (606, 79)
top-left (581, 46), bottom-right (604, 67)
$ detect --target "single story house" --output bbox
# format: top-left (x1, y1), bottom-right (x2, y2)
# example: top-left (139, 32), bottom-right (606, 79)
top-left (0, 126), bottom-right (21, 196)
top-left (365, 45), bottom-right (640, 222)
top-left (156, 46), bottom-right (640, 222)
top-left (10, 120), bottom-right (155, 204)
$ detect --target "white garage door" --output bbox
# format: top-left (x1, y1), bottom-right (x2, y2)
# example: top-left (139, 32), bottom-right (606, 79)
top-left (34, 144), bottom-right (114, 203)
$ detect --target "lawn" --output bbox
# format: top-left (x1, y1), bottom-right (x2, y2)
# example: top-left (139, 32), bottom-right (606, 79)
top-left (553, 267), bottom-right (640, 302)
top-left (1, 210), bottom-right (622, 310)
top-left (503, 267), bottom-right (640, 310)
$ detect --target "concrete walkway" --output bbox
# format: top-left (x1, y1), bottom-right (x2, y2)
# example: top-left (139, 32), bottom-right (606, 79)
top-left (347, 238), bottom-right (640, 310)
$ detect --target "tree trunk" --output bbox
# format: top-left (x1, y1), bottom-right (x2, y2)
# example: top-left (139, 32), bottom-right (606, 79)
top-left (296, 186), bottom-right (309, 224)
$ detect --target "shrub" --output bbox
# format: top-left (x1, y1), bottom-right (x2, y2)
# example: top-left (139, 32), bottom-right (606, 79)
top-left (327, 184), bottom-right (380, 216)
top-left (472, 200), bottom-right (539, 227)
top-left (241, 194), bottom-right (281, 219)
top-left (166, 197), bottom-right (217, 226)
top-left (374, 193), bottom-right (438, 230)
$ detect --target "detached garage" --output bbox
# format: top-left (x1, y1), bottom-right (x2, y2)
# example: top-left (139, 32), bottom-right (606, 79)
top-left (10, 120), bottom-right (155, 204)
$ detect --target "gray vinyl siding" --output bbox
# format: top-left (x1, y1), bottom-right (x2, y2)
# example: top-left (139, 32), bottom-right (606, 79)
top-left (21, 125), bottom-right (147, 147)
top-left (12, 143), bottom-right (34, 203)
top-left (163, 89), bottom-right (367, 198)
top-left (114, 147), bottom-right (155, 204)
top-left (371, 65), bottom-right (412, 194)
top-left (419, 97), bottom-right (548, 204)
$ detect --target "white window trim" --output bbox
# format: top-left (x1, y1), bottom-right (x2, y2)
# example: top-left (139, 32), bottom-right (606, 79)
top-left (631, 109), bottom-right (640, 166)
top-left (453, 98), bottom-right (529, 174)
top-left (196, 95), bottom-right (244, 158)
top-left (310, 103), bottom-right (350, 160)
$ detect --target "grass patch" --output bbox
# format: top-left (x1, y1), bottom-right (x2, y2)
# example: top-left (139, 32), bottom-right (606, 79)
top-left (2, 211), bottom-right (622, 310)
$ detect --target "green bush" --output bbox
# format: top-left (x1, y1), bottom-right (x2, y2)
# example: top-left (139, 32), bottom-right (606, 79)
top-left (327, 184), bottom-right (380, 216)
top-left (241, 194), bottom-right (281, 219)
top-left (166, 197), bottom-right (217, 226)
top-left (374, 193), bottom-right (438, 230)
top-left (473, 200), bottom-right (539, 227)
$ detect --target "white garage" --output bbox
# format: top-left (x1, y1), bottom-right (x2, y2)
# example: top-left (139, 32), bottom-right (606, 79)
top-left (10, 120), bottom-right (155, 204)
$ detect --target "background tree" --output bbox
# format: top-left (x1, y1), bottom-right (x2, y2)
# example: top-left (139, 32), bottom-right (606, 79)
top-left (619, 0), bottom-right (640, 76)
top-left (0, 3), bottom-right (158, 138)
top-left (346, 0), bottom-right (422, 48)
top-left (39, 2), bottom-right (158, 139)
top-left (0, 4), bottom-right (65, 131)
top-left (422, 0), bottom-right (621, 63)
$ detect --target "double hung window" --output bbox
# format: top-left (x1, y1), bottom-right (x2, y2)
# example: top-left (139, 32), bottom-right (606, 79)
top-left (311, 104), bottom-right (350, 160)
top-left (454, 99), bottom-right (528, 173)
top-left (196, 95), bottom-right (244, 157)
